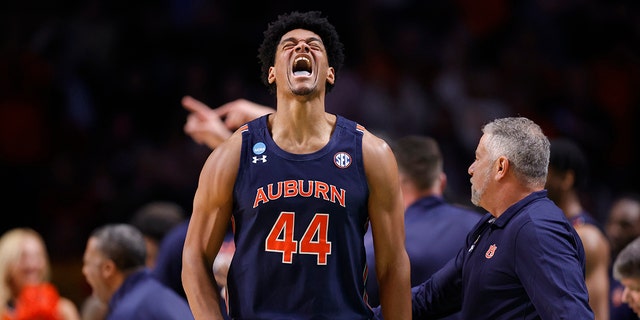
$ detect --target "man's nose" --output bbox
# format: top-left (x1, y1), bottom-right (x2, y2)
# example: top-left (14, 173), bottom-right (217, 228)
top-left (295, 41), bottom-right (310, 52)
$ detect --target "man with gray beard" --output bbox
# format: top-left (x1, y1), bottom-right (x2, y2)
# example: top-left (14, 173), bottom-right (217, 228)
top-left (381, 117), bottom-right (594, 319)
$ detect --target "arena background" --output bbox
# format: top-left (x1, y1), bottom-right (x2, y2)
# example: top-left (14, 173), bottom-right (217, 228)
top-left (1, 0), bottom-right (638, 306)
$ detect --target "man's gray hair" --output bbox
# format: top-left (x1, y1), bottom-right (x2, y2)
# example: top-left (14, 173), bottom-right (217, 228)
top-left (91, 223), bottom-right (146, 272)
top-left (614, 236), bottom-right (640, 281)
top-left (482, 117), bottom-right (550, 187)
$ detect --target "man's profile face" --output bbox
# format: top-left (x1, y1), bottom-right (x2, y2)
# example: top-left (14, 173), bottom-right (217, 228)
top-left (606, 199), bottom-right (640, 255)
top-left (82, 237), bottom-right (111, 303)
top-left (620, 277), bottom-right (640, 316)
top-left (469, 135), bottom-right (492, 207)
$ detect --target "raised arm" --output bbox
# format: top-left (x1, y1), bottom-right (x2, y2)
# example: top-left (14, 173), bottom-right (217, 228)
top-left (182, 131), bottom-right (242, 319)
top-left (362, 131), bottom-right (411, 320)
top-left (182, 96), bottom-right (273, 150)
top-left (214, 98), bottom-right (274, 129)
top-left (182, 95), bottom-right (233, 149)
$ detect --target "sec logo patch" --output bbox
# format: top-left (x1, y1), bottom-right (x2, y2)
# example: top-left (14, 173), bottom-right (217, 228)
top-left (334, 152), bottom-right (351, 169)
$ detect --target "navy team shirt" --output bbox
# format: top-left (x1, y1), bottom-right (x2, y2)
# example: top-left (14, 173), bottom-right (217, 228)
top-left (228, 115), bottom-right (372, 319)
top-left (152, 220), bottom-right (233, 320)
top-left (364, 195), bottom-right (481, 318)
top-left (408, 190), bottom-right (594, 319)
top-left (152, 220), bottom-right (189, 300)
top-left (107, 269), bottom-right (194, 320)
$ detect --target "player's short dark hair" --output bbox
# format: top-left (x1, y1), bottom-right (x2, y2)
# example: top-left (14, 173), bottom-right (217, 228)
top-left (129, 201), bottom-right (185, 243)
top-left (391, 136), bottom-right (443, 190)
top-left (258, 11), bottom-right (345, 94)
top-left (549, 138), bottom-right (589, 190)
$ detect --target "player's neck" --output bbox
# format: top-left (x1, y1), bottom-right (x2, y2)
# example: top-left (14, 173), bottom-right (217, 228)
top-left (269, 110), bottom-right (336, 154)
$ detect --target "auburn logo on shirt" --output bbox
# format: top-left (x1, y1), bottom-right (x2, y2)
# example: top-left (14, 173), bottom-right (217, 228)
top-left (485, 244), bottom-right (497, 259)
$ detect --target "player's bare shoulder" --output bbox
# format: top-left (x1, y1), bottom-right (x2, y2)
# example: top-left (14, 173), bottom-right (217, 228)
top-left (361, 129), bottom-right (395, 164)
top-left (574, 223), bottom-right (610, 255)
top-left (360, 129), bottom-right (398, 183)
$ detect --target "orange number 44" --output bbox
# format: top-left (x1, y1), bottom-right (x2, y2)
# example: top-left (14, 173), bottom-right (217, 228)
top-left (265, 212), bottom-right (332, 265)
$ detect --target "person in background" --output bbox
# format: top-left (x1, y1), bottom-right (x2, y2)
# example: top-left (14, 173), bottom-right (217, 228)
top-left (129, 201), bottom-right (186, 269)
top-left (182, 10), bottom-right (410, 320)
top-left (397, 117), bottom-right (593, 319)
top-left (546, 137), bottom-right (610, 320)
top-left (363, 135), bottom-right (481, 319)
top-left (81, 200), bottom-right (187, 320)
top-left (81, 223), bottom-right (193, 320)
top-left (606, 193), bottom-right (640, 319)
top-left (612, 235), bottom-right (640, 317)
top-left (0, 228), bottom-right (80, 320)
top-left (151, 221), bottom-right (190, 300)
top-left (151, 220), bottom-right (234, 320)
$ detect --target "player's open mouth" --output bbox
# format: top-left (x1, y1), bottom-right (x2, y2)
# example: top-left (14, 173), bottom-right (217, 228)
top-left (293, 57), bottom-right (312, 76)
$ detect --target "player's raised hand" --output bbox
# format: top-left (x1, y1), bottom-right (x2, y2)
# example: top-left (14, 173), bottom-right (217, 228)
top-left (182, 95), bottom-right (232, 149)
top-left (214, 98), bottom-right (274, 130)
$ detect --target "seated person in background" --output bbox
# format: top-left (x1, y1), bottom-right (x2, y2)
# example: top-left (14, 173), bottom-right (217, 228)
top-left (0, 228), bottom-right (80, 320)
top-left (612, 235), bottom-right (640, 317)
top-left (81, 223), bottom-right (193, 320)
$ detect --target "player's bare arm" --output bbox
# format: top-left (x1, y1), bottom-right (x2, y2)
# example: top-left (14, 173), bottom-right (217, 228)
top-left (577, 224), bottom-right (611, 320)
top-left (362, 130), bottom-right (411, 320)
top-left (183, 131), bottom-right (242, 320)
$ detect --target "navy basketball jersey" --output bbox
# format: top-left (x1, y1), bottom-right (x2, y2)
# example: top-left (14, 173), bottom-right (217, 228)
top-left (227, 114), bottom-right (372, 319)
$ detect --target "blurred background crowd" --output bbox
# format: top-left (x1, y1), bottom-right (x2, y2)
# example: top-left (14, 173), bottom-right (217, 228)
top-left (1, 0), bottom-right (638, 307)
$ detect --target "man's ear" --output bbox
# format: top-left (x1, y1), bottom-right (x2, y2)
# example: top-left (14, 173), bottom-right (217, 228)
top-left (268, 66), bottom-right (276, 84)
top-left (101, 259), bottom-right (116, 278)
top-left (438, 172), bottom-right (447, 193)
top-left (495, 156), bottom-right (509, 180)
top-left (326, 67), bottom-right (335, 85)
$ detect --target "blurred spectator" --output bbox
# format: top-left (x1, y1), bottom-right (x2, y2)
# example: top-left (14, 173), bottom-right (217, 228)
top-left (606, 193), bottom-right (640, 320)
top-left (152, 220), bottom-right (234, 320)
top-left (81, 224), bottom-right (193, 319)
top-left (0, 228), bottom-right (80, 320)
top-left (81, 201), bottom-right (187, 320)
top-left (150, 221), bottom-right (189, 300)
top-left (129, 201), bottom-right (186, 269)
top-left (612, 236), bottom-right (640, 317)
